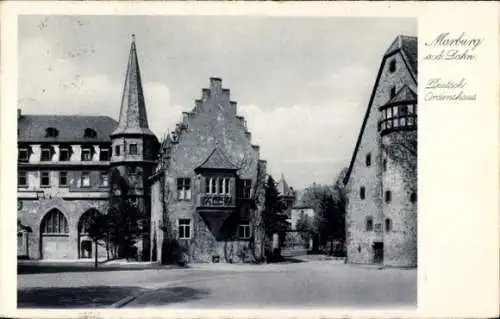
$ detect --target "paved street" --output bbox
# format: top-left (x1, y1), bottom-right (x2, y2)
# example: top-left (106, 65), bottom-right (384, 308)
top-left (18, 258), bottom-right (416, 309)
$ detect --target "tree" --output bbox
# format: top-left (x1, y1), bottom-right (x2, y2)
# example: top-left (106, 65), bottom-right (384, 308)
top-left (87, 213), bottom-right (108, 268)
top-left (295, 211), bottom-right (312, 247)
top-left (262, 175), bottom-right (290, 261)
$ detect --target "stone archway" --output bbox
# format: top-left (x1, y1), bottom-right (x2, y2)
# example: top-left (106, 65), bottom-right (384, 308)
top-left (77, 208), bottom-right (102, 259)
top-left (39, 208), bottom-right (70, 259)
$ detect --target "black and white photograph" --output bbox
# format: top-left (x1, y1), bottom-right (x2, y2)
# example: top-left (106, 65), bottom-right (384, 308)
top-left (14, 15), bottom-right (419, 309)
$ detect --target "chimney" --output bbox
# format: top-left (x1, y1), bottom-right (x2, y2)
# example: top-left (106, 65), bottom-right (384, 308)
top-left (202, 88), bottom-right (211, 101)
top-left (222, 88), bottom-right (230, 100)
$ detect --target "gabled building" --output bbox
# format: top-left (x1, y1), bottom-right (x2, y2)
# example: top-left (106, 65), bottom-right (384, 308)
top-left (343, 35), bottom-right (417, 267)
top-left (149, 77), bottom-right (267, 264)
top-left (277, 174), bottom-right (296, 219)
top-left (16, 35), bottom-right (158, 260)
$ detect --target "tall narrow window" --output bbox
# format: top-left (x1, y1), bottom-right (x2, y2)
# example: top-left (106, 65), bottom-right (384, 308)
top-left (218, 178), bottom-right (224, 194)
top-left (59, 147), bottom-right (70, 161)
top-left (40, 171), bottom-right (50, 187)
top-left (383, 159), bottom-right (387, 172)
top-left (224, 178), bottom-right (230, 194)
top-left (385, 190), bottom-right (392, 203)
top-left (129, 144), bottom-right (138, 155)
top-left (390, 86), bottom-right (396, 99)
top-left (59, 171), bottom-right (68, 187)
top-left (178, 219), bottom-right (191, 239)
top-left (18, 171), bottom-right (27, 187)
top-left (365, 216), bottom-right (373, 231)
top-left (389, 60), bottom-right (396, 73)
top-left (114, 145), bottom-right (121, 156)
top-left (365, 153), bottom-right (371, 167)
top-left (81, 172), bottom-right (90, 188)
top-left (360, 186), bottom-right (366, 200)
top-left (242, 179), bottom-right (252, 198)
top-left (385, 218), bottom-right (392, 232)
top-left (177, 178), bottom-right (191, 200)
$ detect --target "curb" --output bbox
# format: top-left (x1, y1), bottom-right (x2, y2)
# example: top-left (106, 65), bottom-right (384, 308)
top-left (110, 295), bottom-right (138, 308)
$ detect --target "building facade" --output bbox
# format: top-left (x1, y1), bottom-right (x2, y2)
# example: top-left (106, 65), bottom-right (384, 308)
top-left (17, 36), bottom-right (158, 260)
top-left (149, 77), bottom-right (267, 264)
top-left (343, 35), bottom-right (417, 267)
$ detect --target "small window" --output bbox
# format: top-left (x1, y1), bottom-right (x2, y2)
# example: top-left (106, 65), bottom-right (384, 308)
top-left (242, 179), bottom-right (252, 198)
top-left (81, 148), bottom-right (92, 161)
top-left (177, 178), bottom-right (191, 200)
top-left (365, 153), bottom-right (371, 167)
top-left (99, 148), bottom-right (110, 161)
top-left (129, 144), bottom-right (138, 155)
top-left (385, 190), bottom-right (392, 203)
top-left (59, 148), bottom-right (70, 161)
top-left (365, 216), bottom-right (373, 231)
top-left (385, 218), bottom-right (392, 232)
top-left (40, 147), bottom-right (52, 161)
top-left (18, 171), bottom-right (27, 187)
top-left (100, 172), bottom-right (109, 187)
top-left (81, 172), bottom-right (90, 188)
top-left (383, 159), bottom-right (387, 172)
top-left (84, 128), bottom-right (97, 138)
top-left (45, 127), bottom-right (59, 138)
top-left (18, 148), bottom-right (29, 162)
top-left (400, 105), bottom-right (408, 116)
top-left (360, 186), bottom-right (366, 200)
top-left (178, 219), bottom-right (191, 239)
top-left (59, 171), bottom-right (68, 187)
top-left (410, 192), bottom-right (417, 203)
top-left (114, 145), bottom-right (121, 156)
top-left (389, 60), bottom-right (396, 73)
top-left (239, 224), bottom-right (251, 239)
top-left (390, 86), bottom-right (396, 99)
top-left (40, 171), bottom-right (50, 187)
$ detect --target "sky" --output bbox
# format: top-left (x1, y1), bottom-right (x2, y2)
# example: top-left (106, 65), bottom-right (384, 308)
top-left (18, 16), bottom-right (416, 189)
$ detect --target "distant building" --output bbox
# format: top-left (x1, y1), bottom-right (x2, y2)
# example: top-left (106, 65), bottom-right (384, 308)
top-left (16, 36), bottom-right (159, 260)
top-left (343, 35), bottom-right (417, 267)
top-left (276, 174), bottom-right (296, 219)
top-left (149, 77), bottom-right (267, 264)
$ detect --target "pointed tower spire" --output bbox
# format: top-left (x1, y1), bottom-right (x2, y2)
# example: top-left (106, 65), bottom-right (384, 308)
top-left (111, 34), bottom-right (155, 137)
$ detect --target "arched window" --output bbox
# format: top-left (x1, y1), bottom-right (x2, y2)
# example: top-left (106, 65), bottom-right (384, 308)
top-left (84, 128), bottom-right (97, 138)
top-left (41, 209), bottom-right (68, 234)
top-left (385, 190), bottom-right (392, 203)
top-left (385, 218), bottom-right (392, 232)
top-left (45, 127), bottom-right (59, 138)
top-left (78, 209), bottom-right (100, 234)
top-left (365, 216), bottom-right (373, 231)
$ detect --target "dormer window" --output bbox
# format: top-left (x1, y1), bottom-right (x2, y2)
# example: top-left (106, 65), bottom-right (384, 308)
top-left (40, 146), bottom-right (53, 161)
top-left (18, 148), bottom-right (29, 162)
top-left (45, 127), bottom-right (59, 138)
top-left (84, 128), bottom-right (97, 139)
top-left (81, 147), bottom-right (93, 161)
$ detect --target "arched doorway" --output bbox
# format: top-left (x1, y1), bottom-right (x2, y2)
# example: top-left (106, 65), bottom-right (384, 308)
top-left (40, 208), bottom-right (70, 259)
top-left (77, 208), bottom-right (101, 259)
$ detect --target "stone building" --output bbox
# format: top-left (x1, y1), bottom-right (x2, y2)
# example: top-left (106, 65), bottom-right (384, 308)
top-left (149, 77), bottom-right (267, 264)
top-left (277, 174), bottom-right (296, 219)
top-left (17, 36), bottom-right (158, 260)
top-left (343, 35), bottom-right (417, 267)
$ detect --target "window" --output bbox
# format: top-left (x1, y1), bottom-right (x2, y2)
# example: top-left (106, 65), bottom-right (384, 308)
top-left (99, 148), bottom-right (110, 161)
top-left (114, 145), bottom-right (121, 156)
top-left (18, 171), bottom-right (27, 187)
top-left (242, 179), bottom-right (252, 198)
top-left (385, 190), bottom-right (392, 203)
top-left (385, 218), bottom-right (392, 232)
top-left (40, 147), bottom-right (52, 161)
top-left (45, 127), bottom-right (59, 138)
top-left (239, 223), bottom-right (251, 239)
top-left (129, 144), bottom-right (138, 155)
top-left (100, 172), bottom-right (109, 187)
top-left (365, 216), bottom-right (373, 231)
top-left (389, 60), bottom-right (396, 73)
top-left (365, 153), bottom-right (371, 167)
top-left (383, 159), bottom-right (387, 172)
top-left (41, 209), bottom-right (68, 234)
top-left (59, 172), bottom-right (68, 187)
top-left (390, 86), bottom-right (396, 99)
top-left (40, 171), bottom-right (50, 187)
top-left (81, 172), bottom-right (90, 188)
top-left (410, 192), bottom-right (417, 203)
top-left (178, 219), bottom-right (191, 239)
top-left (177, 178), bottom-right (191, 200)
top-left (59, 148), bottom-right (70, 161)
top-left (81, 148), bottom-right (92, 161)
top-left (360, 186), bottom-right (366, 200)
top-left (18, 148), bottom-right (29, 162)
top-left (84, 128), bottom-right (97, 138)
top-left (127, 166), bottom-right (136, 176)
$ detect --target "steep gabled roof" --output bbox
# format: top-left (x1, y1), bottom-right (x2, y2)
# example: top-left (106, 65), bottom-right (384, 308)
top-left (18, 114), bottom-right (117, 143)
top-left (195, 147), bottom-right (238, 172)
top-left (111, 35), bottom-right (155, 137)
top-left (343, 35), bottom-right (417, 185)
top-left (381, 85), bottom-right (417, 108)
top-left (277, 174), bottom-right (294, 197)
